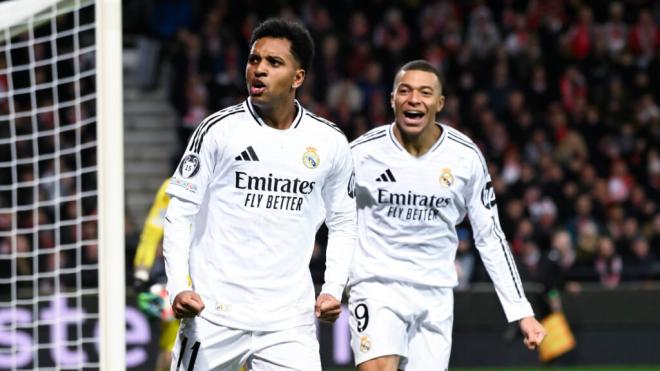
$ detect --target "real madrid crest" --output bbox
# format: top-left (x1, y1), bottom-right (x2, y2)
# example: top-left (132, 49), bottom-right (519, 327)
top-left (360, 335), bottom-right (371, 353)
top-left (302, 146), bottom-right (320, 169)
top-left (439, 167), bottom-right (454, 187)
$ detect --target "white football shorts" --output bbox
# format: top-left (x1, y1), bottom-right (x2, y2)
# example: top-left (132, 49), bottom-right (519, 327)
top-left (348, 280), bottom-right (453, 371)
top-left (170, 316), bottom-right (321, 371)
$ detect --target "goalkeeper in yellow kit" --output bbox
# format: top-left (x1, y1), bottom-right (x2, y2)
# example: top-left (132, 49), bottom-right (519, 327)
top-left (133, 179), bottom-right (178, 371)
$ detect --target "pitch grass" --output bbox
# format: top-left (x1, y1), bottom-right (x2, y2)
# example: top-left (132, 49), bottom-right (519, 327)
top-left (450, 368), bottom-right (660, 371)
top-left (326, 367), bottom-right (660, 371)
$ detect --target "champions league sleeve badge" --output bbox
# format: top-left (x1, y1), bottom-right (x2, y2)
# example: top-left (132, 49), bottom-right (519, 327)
top-left (302, 146), bottom-right (320, 169)
top-left (481, 180), bottom-right (497, 209)
top-left (179, 154), bottom-right (201, 178)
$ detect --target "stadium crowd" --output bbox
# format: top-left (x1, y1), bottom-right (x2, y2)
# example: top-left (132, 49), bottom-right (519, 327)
top-left (122, 0), bottom-right (660, 295)
top-left (0, 0), bottom-right (656, 295)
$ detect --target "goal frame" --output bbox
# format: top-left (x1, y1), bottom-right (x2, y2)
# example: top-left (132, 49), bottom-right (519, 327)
top-left (95, 0), bottom-right (125, 369)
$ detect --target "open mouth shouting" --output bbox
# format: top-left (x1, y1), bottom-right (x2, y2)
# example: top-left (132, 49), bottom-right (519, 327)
top-left (402, 110), bottom-right (425, 124)
top-left (250, 79), bottom-right (266, 96)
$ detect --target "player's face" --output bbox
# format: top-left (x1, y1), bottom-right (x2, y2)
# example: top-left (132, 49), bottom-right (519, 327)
top-left (246, 37), bottom-right (305, 107)
top-left (390, 70), bottom-right (444, 138)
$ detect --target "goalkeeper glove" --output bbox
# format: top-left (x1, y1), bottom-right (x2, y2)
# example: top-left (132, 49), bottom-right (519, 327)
top-left (137, 283), bottom-right (174, 321)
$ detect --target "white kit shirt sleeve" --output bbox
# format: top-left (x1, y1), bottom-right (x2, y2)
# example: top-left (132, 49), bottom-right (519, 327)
top-left (465, 149), bottom-right (534, 322)
top-left (163, 196), bottom-right (199, 303)
top-left (167, 114), bottom-right (220, 205)
top-left (163, 116), bottom-right (220, 303)
top-left (320, 137), bottom-right (358, 300)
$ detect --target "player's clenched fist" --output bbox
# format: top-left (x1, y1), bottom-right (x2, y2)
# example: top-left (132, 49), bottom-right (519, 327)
top-left (172, 291), bottom-right (205, 318)
top-left (315, 293), bottom-right (341, 323)
top-left (519, 316), bottom-right (546, 350)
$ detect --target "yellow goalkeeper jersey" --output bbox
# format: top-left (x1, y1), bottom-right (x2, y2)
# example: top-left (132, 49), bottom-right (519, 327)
top-left (133, 179), bottom-right (171, 273)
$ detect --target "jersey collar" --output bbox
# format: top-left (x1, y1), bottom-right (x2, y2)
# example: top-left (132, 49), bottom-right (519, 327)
top-left (387, 122), bottom-right (447, 154)
top-left (246, 97), bottom-right (304, 129)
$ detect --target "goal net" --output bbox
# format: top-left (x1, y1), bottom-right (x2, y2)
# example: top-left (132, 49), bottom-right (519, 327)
top-left (0, 0), bottom-right (124, 369)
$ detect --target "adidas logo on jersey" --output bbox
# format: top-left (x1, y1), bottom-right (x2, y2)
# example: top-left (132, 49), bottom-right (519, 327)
top-left (376, 169), bottom-right (396, 182)
top-left (235, 146), bottom-right (260, 161)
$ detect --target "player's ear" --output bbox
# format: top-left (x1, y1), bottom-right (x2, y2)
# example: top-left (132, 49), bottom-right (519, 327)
top-left (292, 69), bottom-right (305, 89)
top-left (390, 91), bottom-right (395, 110)
top-left (436, 95), bottom-right (445, 113)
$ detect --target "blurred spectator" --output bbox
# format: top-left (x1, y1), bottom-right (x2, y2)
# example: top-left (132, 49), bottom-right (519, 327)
top-left (488, 59), bottom-right (515, 114)
top-left (538, 230), bottom-right (577, 294)
top-left (623, 236), bottom-right (657, 281)
top-left (604, 76), bottom-right (631, 126)
top-left (181, 74), bottom-right (209, 143)
top-left (418, 0), bottom-right (456, 45)
top-left (504, 12), bottom-right (531, 56)
top-left (575, 220), bottom-right (600, 264)
top-left (525, 65), bottom-right (550, 112)
top-left (357, 62), bottom-right (388, 111)
top-left (566, 194), bottom-right (599, 242)
top-left (373, 7), bottom-right (411, 67)
top-left (601, 2), bottom-right (627, 57)
top-left (648, 214), bottom-right (660, 257)
top-left (608, 158), bottom-right (635, 203)
top-left (518, 239), bottom-right (543, 283)
top-left (648, 148), bottom-right (660, 195)
top-left (636, 93), bottom-right (660, 125)
top-left (15, 235), bottom-right (32, 286)
top-left (563, 5), bottom-right (595, 61)
top-left (466, 3), bottom-right (501, 62)
top-left (348, 12), bottom-right (371, 46)
top-left (455, 227), bottom-right (475, 290)
top-left (628, 9), bottom-right (659, 65)
top-left (327, 78), bottom-right (363, 114)
top-left (594, 236), bottom-right (623, 288)
top-left (314, 34), bottom-right (344, 102)
top-left (559, 66), bottom-right (587, 114)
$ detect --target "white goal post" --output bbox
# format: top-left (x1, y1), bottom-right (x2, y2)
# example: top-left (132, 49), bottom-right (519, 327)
top-left (96, 0), bottom-right (125, 369)
top-left (0, 0), bottom-right (124, 369)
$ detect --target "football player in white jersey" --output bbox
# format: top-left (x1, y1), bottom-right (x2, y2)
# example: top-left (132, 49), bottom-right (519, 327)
top-left (347, 60), bottom-right (546, 371)
top-left (163, 18), bottom-right (356, 371)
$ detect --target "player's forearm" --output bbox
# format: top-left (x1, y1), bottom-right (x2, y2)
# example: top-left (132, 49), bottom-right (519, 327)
top-left (321, 209), bottom-right (357, 300)
top-left (163, 196), bottom-right (199, 304)
top-left (476, 240), bottom-right (534, 322)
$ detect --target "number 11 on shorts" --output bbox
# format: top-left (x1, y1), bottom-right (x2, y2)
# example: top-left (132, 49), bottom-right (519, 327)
top-left (176, 336), bottom-right (201, 371)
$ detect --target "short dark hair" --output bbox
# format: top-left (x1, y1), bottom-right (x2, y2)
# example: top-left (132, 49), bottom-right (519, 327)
top-left (249, 18), bottom-right (315, 72)
top-left (396, 60), bottom-right (444, 94)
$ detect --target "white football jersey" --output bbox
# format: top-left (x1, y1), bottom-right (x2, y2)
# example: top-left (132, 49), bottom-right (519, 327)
top-left (349, 123), bottom-right (533, 322)
top-left (165, 99), bottom-right (356, 331)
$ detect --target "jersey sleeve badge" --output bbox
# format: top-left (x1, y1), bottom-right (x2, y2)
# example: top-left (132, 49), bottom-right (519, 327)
top-left (179, 154), bottom-right (201, 178)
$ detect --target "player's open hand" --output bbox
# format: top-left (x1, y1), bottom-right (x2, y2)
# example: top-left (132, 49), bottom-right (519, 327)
top-left (315, 293), bottom-right (341, 323)
top-left (172, 291), bottom-right (205, 318)
top-left (519, 316), bottom-right (546, 350)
